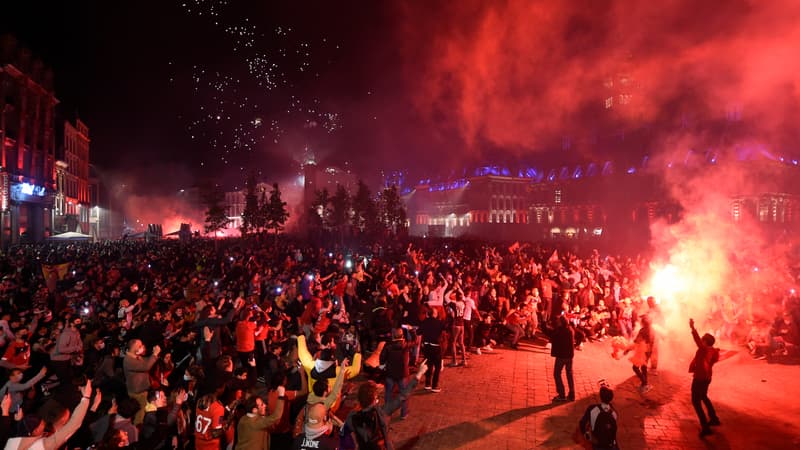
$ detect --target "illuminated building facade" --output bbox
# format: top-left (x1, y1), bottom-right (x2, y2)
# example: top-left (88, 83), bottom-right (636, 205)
top-left (54, 118), bottom-right (90, 234)
top-left (404, 158), bottom-right (800, 245)
top-left (224, 182), bottom-right (271, 232)
top-left (0, 36), bottom-right (58, 245)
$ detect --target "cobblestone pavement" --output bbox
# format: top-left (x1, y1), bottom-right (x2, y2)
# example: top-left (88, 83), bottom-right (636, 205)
top-left (355, 337), bottom-right (800, 450)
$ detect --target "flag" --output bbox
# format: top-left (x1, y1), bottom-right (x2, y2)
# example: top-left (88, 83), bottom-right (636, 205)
top-left (42, 263), bottom-right (71, 281)
top-left (547, 250), bottom-right (560, 266)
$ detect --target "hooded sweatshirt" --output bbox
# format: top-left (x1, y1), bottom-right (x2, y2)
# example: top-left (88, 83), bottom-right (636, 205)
top-left (293, 423), bottom-right (339, 450)
top-left (689, 328), bottom-right (720, 381)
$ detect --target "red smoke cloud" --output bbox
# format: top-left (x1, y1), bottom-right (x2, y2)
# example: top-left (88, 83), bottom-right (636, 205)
top-left (394, 1), bottom-right (800, 367)
top-left (396, 0), bottom-right (800, 157)
top-left (123, 195), bottom-right (206, 236)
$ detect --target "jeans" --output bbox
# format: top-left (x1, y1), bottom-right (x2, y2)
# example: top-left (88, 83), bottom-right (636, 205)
top-left (506, 324), bottom-right (523, 346)
top-left (633, 364), bottom-right (648, 386)
top-left (553, 357), bottom-right (574, 398)
top-left (423, 344), bottom-right (442, 389)
top-left (691, 378), bottom-right (718, 430)
top-left (385, 376), bottom-right (409, 417)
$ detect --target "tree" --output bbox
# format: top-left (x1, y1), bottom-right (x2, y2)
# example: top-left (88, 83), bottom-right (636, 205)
top-left (329, 184), bottom-right (351, 242)
top-left (240, 172), bottom-right (260, 235)
top-left (378, 184), bottom-right (407, 235)
top-left (256, 187), bottom-right (269, 233)
top-left (352, 179), bottom-right (380, 236)
top-left (265, 183), bottom-right (289, 235)
top-left (309, 188), bottom-right (331, 231)
top-left (202, 184), bottom-right (231, 237)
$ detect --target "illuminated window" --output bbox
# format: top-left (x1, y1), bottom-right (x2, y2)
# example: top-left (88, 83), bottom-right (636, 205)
top-left (732, 201), bottom-right (740, 222)
top-left (555, 189), bottom-right (562, 204)
top-left (605, 97), bottom-right (613, 109)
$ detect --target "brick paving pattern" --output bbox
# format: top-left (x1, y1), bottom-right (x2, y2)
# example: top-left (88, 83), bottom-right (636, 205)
top-left (349, 337), bottom-right (800, 449)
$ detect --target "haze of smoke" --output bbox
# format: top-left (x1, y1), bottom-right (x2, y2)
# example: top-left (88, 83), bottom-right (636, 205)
top-left (398, 0), bottom-right (800, 158)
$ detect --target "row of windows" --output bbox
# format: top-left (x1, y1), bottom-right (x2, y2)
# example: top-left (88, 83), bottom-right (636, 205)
top-left (732, 198), bottom-right (800, 223)
top-left (488, 183), bottom-right (527, 195)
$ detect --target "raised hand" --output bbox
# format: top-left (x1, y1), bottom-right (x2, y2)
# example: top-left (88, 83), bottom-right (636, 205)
top-left (79, 379), bottom-right (93, 399)
top-left (1, 392), bottom-right (10, 415)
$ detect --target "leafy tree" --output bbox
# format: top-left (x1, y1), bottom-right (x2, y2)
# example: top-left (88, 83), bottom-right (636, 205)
top-left (256, 187), bottom-right (269, 232)
top-left (329, 184), bottom-right (351, 241)
top-left (240, 172), bottom-right (260, 235)
top-left (309, 188), bottom-right (331, 231)
top-left (378, 184), bottom-right (407, 235)
top-left (265, 183), bottom-right (290, 235)
top-left (202, 183), bottom-right (231, 237)
top-left (352, 179), bottom-right (380, 236)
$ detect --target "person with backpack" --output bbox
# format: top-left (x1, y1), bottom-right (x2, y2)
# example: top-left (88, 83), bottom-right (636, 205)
top-left (578, 384), bottom-right (619, 450)
top-left (345, 360), bottom-right (428, 450)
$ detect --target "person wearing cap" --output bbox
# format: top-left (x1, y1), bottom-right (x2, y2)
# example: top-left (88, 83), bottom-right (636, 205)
top-left (292, 401), bottom-right (341, 450)
top-left (688, 318), bottom-right (721, 437)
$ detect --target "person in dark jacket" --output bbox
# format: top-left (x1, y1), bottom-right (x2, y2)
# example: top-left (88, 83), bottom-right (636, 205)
top-left (384, 328), bottom-right (413, 419)
top-left (544, 315), bottom-right (575, 401)
top-left (418, 308), bottom-right (445, 392)
top-left (195, 299), bottom-right (243, 370)
top-left (139, 388), bottom-right (187, 450)
top-left (345, 361), bottom-right (428, 450)
top-left (688, 318), bottom-right (721, 438)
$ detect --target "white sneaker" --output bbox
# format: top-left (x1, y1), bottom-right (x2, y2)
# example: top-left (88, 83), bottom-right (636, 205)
top-left (546, 343), bottom-right (552, 349)
top-left (475, 348), bottom-right (482, 355)
top-left (482, 345), bottom-right (494, 353)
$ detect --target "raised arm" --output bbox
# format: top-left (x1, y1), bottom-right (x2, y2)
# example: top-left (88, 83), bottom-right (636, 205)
top-left (9, 367), bottom-right (47, 392)
top-left (43, 381), bottom-right (92, 450)
top-left (322, 361), bottom-right (348, 410)
top-left (383, 361), bottom-right (427, 415)
top-left (689, 319), bottom-right (703, 348)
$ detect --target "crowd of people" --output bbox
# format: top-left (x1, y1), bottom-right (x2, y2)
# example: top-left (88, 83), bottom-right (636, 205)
top-left (0, 235), bottom-right (798, 450)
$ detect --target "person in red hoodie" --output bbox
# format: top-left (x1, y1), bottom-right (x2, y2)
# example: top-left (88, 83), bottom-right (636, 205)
top-left (688, 318), bottom-right (721, 438)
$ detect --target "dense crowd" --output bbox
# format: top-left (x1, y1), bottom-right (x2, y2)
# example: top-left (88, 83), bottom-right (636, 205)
top-left (0, 235), bottom-right (798, 450)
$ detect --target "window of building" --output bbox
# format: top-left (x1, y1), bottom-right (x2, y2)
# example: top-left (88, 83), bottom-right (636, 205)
top-left (605, 97), bottom-right (613, 109)
top-left (555, 189), bottom-right (562, 204)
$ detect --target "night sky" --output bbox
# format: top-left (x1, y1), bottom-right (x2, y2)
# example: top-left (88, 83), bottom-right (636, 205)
top-left (3, 1), bottom-right (800, 194)
top-left (1, 1), bottom-right (419, 192)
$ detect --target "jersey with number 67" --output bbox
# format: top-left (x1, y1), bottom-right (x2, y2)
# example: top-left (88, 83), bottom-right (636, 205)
top-left (194, 401), bottom-right (225, 450)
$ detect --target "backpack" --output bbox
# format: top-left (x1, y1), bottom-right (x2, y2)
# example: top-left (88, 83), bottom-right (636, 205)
top-left (591, 405), bottom-right (617, 448)
top-left (351, 407), bottom-right (386, 450)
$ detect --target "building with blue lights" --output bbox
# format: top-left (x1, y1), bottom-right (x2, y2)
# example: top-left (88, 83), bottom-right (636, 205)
top-left (0, 35), bottom-right (58, 245)
top-left (402, 155), bottom-right (800, 247)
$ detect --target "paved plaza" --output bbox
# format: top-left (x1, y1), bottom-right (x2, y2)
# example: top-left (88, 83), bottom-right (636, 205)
top-left (344, 337), bottom-right (800, 449)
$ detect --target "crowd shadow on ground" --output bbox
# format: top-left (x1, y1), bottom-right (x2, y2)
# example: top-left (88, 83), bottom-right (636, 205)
top-left (395, 402), bottom-right (562, 450)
